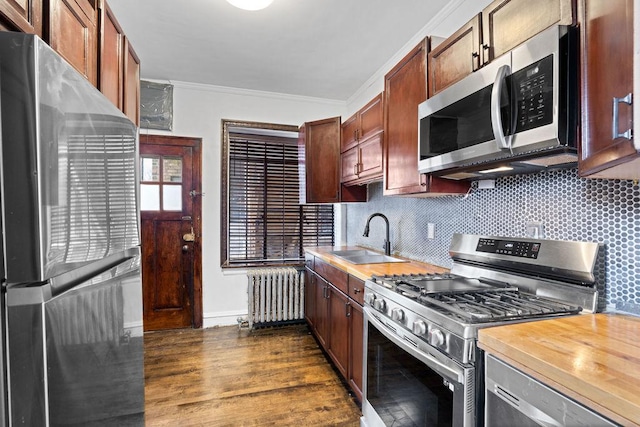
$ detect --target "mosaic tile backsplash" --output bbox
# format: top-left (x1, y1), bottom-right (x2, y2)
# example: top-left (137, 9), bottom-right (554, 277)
top-left (344, 169), bottom-right (640, 316)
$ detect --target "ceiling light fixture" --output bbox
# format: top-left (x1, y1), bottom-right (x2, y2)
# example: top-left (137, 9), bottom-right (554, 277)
top-left (226, 0), bottom-right (273, 11)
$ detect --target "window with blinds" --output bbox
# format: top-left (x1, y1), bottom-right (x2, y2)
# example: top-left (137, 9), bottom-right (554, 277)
top-left (223, 126), bottom-right (334, 267)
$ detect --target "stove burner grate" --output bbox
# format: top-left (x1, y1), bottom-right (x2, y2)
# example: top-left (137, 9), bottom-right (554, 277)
top-left (419, 290), bottom-right (582, 323)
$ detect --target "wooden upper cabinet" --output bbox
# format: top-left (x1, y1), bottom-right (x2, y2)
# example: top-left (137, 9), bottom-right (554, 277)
top-left (384, 39), bottom-right (469, 196)
top-left (341, 93), bottom-right (384, 185)
top-left (98, 0), bottom-right (123, 109)
top-left (299, 117), bottom-right (342, 204)
top-left (481, 0), bottom-right (574, 65)
top-left (578, 0), bottom-right (638, 179)
top-left (341, 114), bottom-right (359, 153)
top-left (428, 14), bottom-right (481, 97)
top-left (123, 37), bottom-right (140, 126)
top-left (0, 0), bottom-right (42, 34)
top-left (47, 0), bottom-right (98, 85)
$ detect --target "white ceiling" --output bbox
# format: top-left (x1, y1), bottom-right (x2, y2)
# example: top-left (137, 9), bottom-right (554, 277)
top-left (108, 0), bottom-right (451, 101)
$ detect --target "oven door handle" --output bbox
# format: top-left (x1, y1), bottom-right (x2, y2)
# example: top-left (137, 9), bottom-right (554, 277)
top-left (365, 308), bottom-right (465, 384)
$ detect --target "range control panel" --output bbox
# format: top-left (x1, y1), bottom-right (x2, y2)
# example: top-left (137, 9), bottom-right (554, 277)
top-left (476, 238), bottom-right (541, 259)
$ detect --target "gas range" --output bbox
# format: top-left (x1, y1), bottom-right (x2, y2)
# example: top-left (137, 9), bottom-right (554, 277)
top-left (363, 234), bottom-right (602, 365)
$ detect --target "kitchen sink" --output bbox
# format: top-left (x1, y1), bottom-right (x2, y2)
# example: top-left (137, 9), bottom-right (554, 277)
top-left (330, 249), bottom-right (408, 265)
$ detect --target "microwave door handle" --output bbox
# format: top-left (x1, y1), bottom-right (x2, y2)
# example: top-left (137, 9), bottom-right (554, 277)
top-left (491, 64), bottom-right (512, 150)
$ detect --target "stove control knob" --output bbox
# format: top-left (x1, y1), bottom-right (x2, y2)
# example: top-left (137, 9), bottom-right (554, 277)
top-left (412, 320), bottom-right (427, 336)
top-left (373, 298), bottom-right (387, 312)
top-left (365, 293), bottom-right (376, 306)
top-left (430, 329), bottom-right (445, 348)
top-left (391, 308), bottom-right (405, 323)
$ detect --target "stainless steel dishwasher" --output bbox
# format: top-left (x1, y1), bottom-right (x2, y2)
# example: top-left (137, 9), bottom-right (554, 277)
top-left (484, 354), bottom-right (619, 426)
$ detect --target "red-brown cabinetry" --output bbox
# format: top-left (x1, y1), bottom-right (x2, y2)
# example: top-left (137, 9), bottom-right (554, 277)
top-left (578, 0), bottom-right (638, 178)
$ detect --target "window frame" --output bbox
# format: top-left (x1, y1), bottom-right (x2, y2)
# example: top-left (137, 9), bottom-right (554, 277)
top-left (220, 119), bottom-right (334, 268)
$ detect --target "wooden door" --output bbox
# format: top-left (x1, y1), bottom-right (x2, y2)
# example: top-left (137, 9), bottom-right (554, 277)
top-left (314, 276), bottom-right (330, 347)
top-left (0, 0), bottom-right (42, 34)
top-left (140, 135), bottom-right (202, 331)
top-left (358, 94), bottom-right (384, 141)
top-left (299, 117), bottom-right (341, 204)
top-left (578, 0), bottom-right (638, 178)
top-left (357, 133), bottom-right (383, 180)
top-left (98, 0), bottom-right (123, 110)
top-left (341, 147), bottom-right (360, 183)
top-left (123, 37), bottom-right (140, 126)
top-left (428, 14), bottom-right (481, 97)
top-left (47, 0), bottom-right (97, 85)
top-left (327, 286), bottom-right (349, 379)
top-left (349, 301), bottom-right (363, 401)
top-left (383, 39), bottom-right (430, 196)
top-left (481, 0), bottom-right (574, 65)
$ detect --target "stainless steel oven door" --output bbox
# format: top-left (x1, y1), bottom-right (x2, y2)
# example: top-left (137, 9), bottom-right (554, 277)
top-left (362, 307), bottom-right (475, 427)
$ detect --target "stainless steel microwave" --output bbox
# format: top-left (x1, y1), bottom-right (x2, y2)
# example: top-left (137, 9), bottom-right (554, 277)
top-left (418, 25), bottom-right (578, 180)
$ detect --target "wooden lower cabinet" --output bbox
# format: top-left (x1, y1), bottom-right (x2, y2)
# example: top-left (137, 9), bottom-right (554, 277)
top-left (306, 256), bottom-right (365, 401)
top-left (328, 286), bottom-right (350, 378)
top-left (348, 301), bottom-right (363, 401)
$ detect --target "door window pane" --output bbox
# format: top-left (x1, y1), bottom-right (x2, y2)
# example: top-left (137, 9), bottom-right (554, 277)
top-left (163, 157), bottom-right (182, 183)
top-left (141, 184), bottom-right (160, 210)
top-left (163, 185), bottom-right (182, 211)
top-left (141, 157), bottom-right (160, 181)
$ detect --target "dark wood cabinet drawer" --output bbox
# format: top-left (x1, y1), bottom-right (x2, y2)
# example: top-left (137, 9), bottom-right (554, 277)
top-left (348, 275), bottom-right (365, 306)
top-left (314, 258), bottom-right (348, 294)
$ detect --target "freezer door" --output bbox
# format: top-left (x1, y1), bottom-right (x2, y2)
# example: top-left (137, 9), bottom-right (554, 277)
top-left (6, 254), bottom-right (144, 426)
top-left (0, 33), bottom-right (139, 284)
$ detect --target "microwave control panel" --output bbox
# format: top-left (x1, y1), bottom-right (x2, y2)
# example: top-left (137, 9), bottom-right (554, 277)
top-left (512, 54), bottom-right (554, 132)
top-left (476, 238), bottom-right (540, 259)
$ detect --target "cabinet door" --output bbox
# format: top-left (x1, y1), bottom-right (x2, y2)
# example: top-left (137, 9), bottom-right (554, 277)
top-left (384, 40), bottom-right (468, 196)
top-left (341, 114), bottom-right (359, 153)
top-left (348, 301), bottom-right (363, 401)
top-left (314, 276), bottom-right (330, 348)
top-left (341, 146), bottom-right (360, 183)
top-left (358, 93), bottom-right (383, 141)
top-left (358, 133), bottom-right (383, 180)
top-left (98, 0), bottom-right (123, 109)
top-left (123, 37), bottom-right (140, 126)
top-left (428, 14), bottom-right (481, 97)
top-left (384, 39), bottom-right (429, 196)
top-left (327, 286), bottom-right (349, 379)
top-left (578, 0), bottom-right (638, 178)
top-left (48, 0), bottom-right (97, 85)
top-left (304, 269), bottom-right (316, 329)
top-left (0, 0), bottom-right (41, 34)
top-left (300, 117), bottom-right (341, 204)
top-left (482, 0), bottom-right (574, 64)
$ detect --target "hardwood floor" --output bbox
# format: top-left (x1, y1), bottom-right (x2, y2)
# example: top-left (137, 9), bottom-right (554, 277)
top-left (144, 324), bottom-right (362, 426)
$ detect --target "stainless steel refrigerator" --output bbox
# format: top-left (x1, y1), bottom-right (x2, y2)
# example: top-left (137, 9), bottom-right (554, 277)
top-left (0, 33), bottom-right (144, 425)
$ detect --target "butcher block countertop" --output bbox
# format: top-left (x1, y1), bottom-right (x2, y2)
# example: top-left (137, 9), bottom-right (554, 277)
top-left (479, 313), bottom-right (640, 426)
top-left (304, 246), bottom-right (448, 281)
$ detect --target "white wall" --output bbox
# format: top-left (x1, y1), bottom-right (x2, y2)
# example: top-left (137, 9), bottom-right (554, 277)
top-left (140, 82), bottom-right (345, 327)
top-left (345, 0), bottom-right (494, 115)
top-left (143, 0), bottom-right (497, 327)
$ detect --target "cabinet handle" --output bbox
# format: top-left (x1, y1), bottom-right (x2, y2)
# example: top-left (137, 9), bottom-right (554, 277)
top-left (354, 129), bottom-right (357, 141)
top-left (472, 52), bottom-right (480, 72)
top-left (354, 164), bottom-right (359, 176)
top-left (353, 288), bottom-right (361, 294)
top-left (612, 93), bottom-right (633, 140)
top-left (346, 301), bottom-right (351, 318)
top-left (482, 44), bottom-right (491, 66)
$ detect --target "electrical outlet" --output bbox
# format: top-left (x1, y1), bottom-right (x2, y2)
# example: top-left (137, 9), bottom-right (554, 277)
top-left (427, 223), bottom-right (435, 239)
top-left (526, 221), bottom-right (545, 238)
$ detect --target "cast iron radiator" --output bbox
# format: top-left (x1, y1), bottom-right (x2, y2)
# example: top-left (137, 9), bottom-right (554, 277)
top-left (247, 267), bottom-right (305, 328)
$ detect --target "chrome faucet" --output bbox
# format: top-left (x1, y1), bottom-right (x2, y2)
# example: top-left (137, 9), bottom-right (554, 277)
top-left (363, 213), bottom-right (391, 256)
